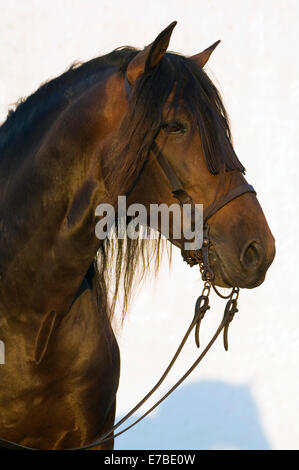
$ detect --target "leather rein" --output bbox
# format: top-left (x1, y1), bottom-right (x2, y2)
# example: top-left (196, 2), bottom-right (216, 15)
top-left (0, 77), bottom-right (256, 450)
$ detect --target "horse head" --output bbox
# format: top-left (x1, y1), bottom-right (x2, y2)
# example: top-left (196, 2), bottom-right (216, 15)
top-left (103, 22), bottom-right (275, 290)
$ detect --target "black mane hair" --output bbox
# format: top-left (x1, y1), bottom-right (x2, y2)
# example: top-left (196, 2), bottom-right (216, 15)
top-left (0, 48), bottom-right (137, 158)
top-left (0, 47), bottom-right (245, 179)
top-left (105, 50), bottom-right (245, 202)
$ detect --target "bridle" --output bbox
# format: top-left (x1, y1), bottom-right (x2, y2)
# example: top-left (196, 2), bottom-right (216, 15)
top-left (151, 141), bottom-right (256, 272)
top-left (0, 76), bottom-right (256, 450)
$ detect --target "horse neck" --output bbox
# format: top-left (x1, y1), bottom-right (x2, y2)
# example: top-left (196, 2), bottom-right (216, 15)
top-left (0, 71), bottom-right (126, 316)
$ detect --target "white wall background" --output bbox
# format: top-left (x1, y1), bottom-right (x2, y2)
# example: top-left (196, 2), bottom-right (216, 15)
top-left (0, 0), bottom-right (298, 450)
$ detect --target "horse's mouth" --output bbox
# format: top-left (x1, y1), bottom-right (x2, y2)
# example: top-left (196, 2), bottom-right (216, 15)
top-left (209, 244), bottom-right (266, 289)
top-left (206, 244), bottom-right (233, 288)
top-left (173, 238), bottom-right (266, 289)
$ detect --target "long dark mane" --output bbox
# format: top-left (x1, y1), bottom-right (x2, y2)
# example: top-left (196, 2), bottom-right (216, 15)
top-left (105, 50), bottom-right (245, 201)
top-left (0, 48), bottom-right (136, 161)
top-left (0, 47), bottom-right (245, 322)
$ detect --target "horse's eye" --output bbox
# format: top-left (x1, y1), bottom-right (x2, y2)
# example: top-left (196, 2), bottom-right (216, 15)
top-left (161, 121), bottom-right (186, 135)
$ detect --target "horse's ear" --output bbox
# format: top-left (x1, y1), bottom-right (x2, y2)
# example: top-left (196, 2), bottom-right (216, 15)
top-left (191, 40), bottom-right (221, 67)
top-left (126, 21), bottom-right (177, 86)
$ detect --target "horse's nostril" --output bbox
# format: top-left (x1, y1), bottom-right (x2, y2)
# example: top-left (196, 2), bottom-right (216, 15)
top-left (240, 241), bottom-right (262, 270)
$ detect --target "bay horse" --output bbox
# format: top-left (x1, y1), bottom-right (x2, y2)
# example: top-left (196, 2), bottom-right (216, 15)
top-left (0, 22), bottom-right (275, 450)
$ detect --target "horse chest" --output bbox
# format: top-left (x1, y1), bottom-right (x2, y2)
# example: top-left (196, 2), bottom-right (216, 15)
top-left (0, 288), bottom-right (120, 449)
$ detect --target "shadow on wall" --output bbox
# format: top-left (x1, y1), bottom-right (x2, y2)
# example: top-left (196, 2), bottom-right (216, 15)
top-left (115, 380), bottom-right (270, 450)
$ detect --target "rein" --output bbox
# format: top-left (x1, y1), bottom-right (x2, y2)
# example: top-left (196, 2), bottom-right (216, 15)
top-left (0, 77), bottom-right (256, 451)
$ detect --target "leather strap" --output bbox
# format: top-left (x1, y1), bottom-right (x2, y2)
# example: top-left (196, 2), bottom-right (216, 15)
top-left (151, 141), bottom-right (186, 194)
top-left (203, 184), bottom-right (256, 224)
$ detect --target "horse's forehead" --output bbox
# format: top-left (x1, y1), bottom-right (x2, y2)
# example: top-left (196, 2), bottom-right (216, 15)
top-left (161, 89), bottom-right (187, 117)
